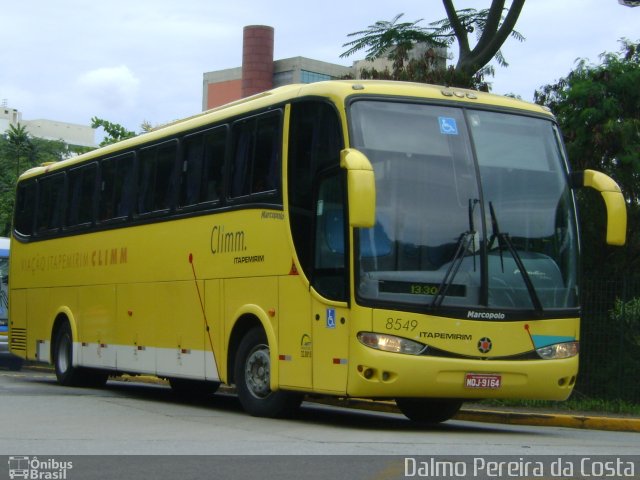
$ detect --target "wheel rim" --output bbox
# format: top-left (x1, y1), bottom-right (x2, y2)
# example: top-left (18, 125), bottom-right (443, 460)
top-left (244, 344), bottom-right (271, 399)
top-left (57, 333), bottom-right (71, 374)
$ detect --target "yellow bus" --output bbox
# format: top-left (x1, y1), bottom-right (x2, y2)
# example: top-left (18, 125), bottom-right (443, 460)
top-left (9, 80), bottom-right (626, 422)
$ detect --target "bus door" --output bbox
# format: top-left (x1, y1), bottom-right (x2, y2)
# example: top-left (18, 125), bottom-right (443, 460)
top-left (310, 172), bottom-right (350, 393)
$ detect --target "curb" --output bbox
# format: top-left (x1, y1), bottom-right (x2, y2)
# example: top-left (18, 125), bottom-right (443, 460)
top-left (309, 397), bottom-right (640, 433)
top-left (454, 408), bottom-right (640, 433)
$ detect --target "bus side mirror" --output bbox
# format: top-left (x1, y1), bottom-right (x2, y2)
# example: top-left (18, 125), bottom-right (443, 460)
top-left (340, 148), bottom-right (376, 228)
top-left (571, 169), bottom-right (627, 246)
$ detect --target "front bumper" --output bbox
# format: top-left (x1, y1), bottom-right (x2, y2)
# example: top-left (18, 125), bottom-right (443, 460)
top-left (346, 342), bottom-right (578, 401)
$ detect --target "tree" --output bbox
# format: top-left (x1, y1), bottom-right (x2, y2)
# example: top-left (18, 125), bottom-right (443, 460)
top-left (341, 0), bottom-right (525, 89)
top-left (535, 40), bottom-right (640, 277)
top-left (5, 124), bottom-right (34, 180)
top-left (0, 129), bottom-right (78, 236)
top-left (91, 117), bottom-right (136, 147)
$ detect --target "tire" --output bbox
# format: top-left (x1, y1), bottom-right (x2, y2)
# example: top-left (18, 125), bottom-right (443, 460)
top-left (169, 378), bottom-right (220, 396)
top-left (396, 398), bottom-right (463, 424)
top-left (234, 328), bottom-right (302, 418)
top-left (53, 322), bottom-right (107, 388)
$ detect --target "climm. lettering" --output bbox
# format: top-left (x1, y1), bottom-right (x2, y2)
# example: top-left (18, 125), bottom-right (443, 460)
top-left (211, 225), bottom-right (247, 254)
top-left (92, 247), bottom-right (128, 266)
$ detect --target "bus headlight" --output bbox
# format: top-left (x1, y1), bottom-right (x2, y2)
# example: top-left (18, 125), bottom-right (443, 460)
top-left (536, 341), bottom-right (579, 359)
top-left (357, 332), bottom-right (426, 355)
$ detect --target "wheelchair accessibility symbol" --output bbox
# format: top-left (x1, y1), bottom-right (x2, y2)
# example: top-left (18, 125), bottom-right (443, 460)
top-left (326, 308), bottom-right (336, 329)
top-left (438, 116), bottom-right (459, 135)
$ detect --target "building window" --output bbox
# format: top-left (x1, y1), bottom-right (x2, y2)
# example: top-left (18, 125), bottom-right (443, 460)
top-left (300, 70), bottom-right (332, 84)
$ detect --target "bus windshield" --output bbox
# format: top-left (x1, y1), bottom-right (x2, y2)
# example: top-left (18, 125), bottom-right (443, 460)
top-left (350, 100), bottom-right (579, 313)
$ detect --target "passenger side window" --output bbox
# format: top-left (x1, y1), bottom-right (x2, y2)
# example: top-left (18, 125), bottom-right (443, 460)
top-left (36, 173), bottom-right (65, 234)
top-left (67, 163), bottom-right (97, 228)
top-left (230, 112), bottom-right (280, 198)
top-left (137, 141), bottom-right (178, 214)
top-left (14, 181), bottom-right (37, 237)
top-left (99, 153), bottom-right (135, 222)
top-left (180, 127), bottom-right (226, 208)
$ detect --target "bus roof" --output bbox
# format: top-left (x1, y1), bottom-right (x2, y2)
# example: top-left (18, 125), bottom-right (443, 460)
top-left (17, 80), bottom-right (553, 181)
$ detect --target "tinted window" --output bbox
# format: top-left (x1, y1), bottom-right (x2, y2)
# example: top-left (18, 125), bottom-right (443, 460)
top-left (137, 141), bottom-right (178, 214)
top-left (99, 153), bottom-right (135, 221)
top-left (180, 127), bottom-right (226, 208)
top-left (313, 172), bottom-right (347, 301)
top-left (231, 112), bottom-right (280, 198)
top-left (288, 101), bottom-right (342, 276)
top-left (14, 181), bottom-right (37, 236)
top-left (36, 173), bottom-right (65, 234)
top-left (67, 163), bottom-right (97, 227)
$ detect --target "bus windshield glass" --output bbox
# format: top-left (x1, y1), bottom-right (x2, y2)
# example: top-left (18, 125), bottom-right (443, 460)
top-left (350, 100), bottom-right (579, 313)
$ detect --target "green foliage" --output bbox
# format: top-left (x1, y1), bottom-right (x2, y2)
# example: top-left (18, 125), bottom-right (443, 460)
top-left (482, 397), bottom-right (640, 415)
top-left (610, 296), bottom-right (640, 346)
top-left (0, 127), bottom-right (81, 236)
top-left (341, 14), bottom-right (446, 61)
top-left (341, 1), bottom-right (525, 89)
top-left (91, 117), bottom-right (136, 147)
top-left (535, 40), bottom-right (640, 277)
top-left (357, 48), bottom-right (493, 91)
top-left (536, 43), bottom-right (640, 403)
top-left (0, 125), bottom-right (34, 236)
top-left (0, 118), bottom-right (138, 235)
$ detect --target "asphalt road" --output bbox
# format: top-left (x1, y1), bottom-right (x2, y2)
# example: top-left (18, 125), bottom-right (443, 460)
top-left (2, 368), bottom-right (639, 479)
top-left (0, 368), bottom-right (638, 458)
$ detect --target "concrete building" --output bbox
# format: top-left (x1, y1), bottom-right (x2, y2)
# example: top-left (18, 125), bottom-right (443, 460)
top-left (23, 119), bottom-right (95, 148)
top-left (0, 102), bottom-right (95, 148)
top-left (0, 104), bottom-right (22, 134)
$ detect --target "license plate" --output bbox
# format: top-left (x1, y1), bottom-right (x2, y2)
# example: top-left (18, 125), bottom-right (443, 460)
top-left (465, 373), bottom-right (502, 389)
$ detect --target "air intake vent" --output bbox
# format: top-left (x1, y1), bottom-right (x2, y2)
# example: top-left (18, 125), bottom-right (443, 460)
top-left (10, 328), bottom-right (27, 352)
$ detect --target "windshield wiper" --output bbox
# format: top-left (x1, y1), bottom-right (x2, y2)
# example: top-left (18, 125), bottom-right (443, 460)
top-left (431, 199), bottom-right (478, 309)
top-left (488, 202), bottom-right (543, 313)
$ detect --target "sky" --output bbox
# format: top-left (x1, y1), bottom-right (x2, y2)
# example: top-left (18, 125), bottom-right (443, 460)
top-left (1, 0), bottom-right (638, 138)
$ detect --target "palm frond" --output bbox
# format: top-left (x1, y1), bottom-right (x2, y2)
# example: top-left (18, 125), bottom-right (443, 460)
top-left (341, 13), bottom-right (445, 60)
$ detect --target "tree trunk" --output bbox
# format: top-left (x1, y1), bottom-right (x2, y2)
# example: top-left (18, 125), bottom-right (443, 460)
top-left (443, 0), bottom-right (526, 77)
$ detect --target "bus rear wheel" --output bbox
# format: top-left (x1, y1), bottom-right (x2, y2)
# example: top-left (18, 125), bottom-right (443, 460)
top-left (234, 328), bottom-right (302, 418)
top-left (53, 322), bottom-right (107, 388)
top-left (395, 398), bottom-right (463, 424)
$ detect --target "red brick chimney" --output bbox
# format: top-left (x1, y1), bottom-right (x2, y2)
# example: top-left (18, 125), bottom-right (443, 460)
top-left (242, 25), bottom-right (274, 97)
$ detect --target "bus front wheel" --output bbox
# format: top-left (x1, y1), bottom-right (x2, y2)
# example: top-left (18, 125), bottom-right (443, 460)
top-left (53, 322), bottom-right (107, 388)
top-left (395, 398), bottom-right (463, 424)
top-left (234, 328), bottom-right (302, 418)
